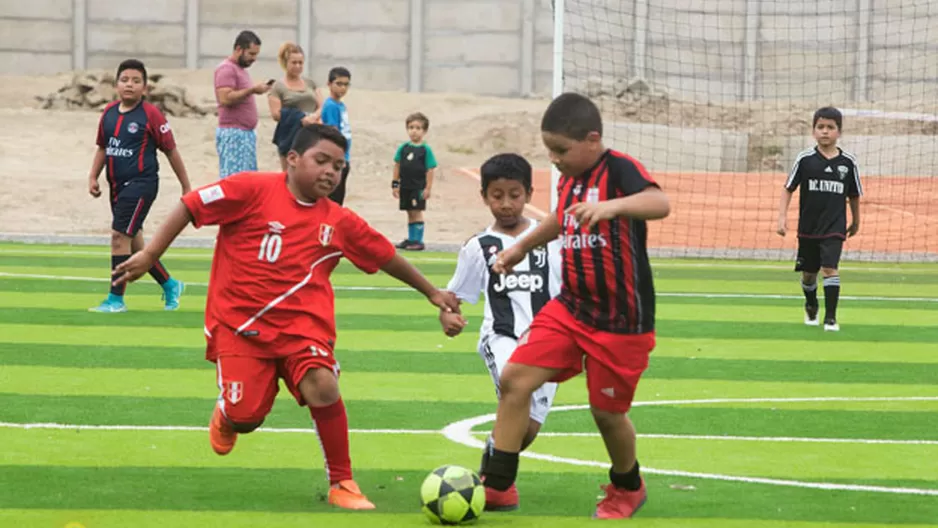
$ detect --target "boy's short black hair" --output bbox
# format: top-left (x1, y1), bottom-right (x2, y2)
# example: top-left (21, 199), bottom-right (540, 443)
top-left (329, 66), bottom-right (352, 83)
top-left (480, 153), bottom-right (533, 194)
top-left (813, 106), bottom-right (843, 130)
top-left (406, 112), bottom-right (429, 130)
top-left (540, 92), bottom-right (603, 140)
top-left (116, 59), bottom-right (147, 85)
top-left (234, 30), bottom-right (261, 50)
top-left (291, 123), bottom-right (348, 155)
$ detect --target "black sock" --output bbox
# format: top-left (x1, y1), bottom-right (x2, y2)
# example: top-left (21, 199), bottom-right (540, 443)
top-left (823, 275), bottom-right (840, 321)
top-left (110, 254), bottom-right (130, 296)
top-left (148, 260), bottom-right (171, 286)
top-left (481, 447), bottom-right (519, 491)
top-left (801, 279), bottom-right (818, 307)
top-left (479, 435), bottom-right (494, 474)
top-left (610, 461), bottom-right (642, 491)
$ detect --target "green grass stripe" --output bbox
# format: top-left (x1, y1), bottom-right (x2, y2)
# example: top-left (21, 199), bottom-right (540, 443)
top-left (4, 276), bottom-right (936, 312)
top-left (3, 342), bottom-right (936, 386)
top-left (530, 436), bottom-right (938, 480)
top-left (5, 364), bottom-right (938, 404)
top-left (3, 307), bottom-right (935, 343)
top-left (4, 263), bottom-right (938, 299)
top-left (6, 427), bottom-right (938, 482)
top-left (3, 393), bottom-right (936, 440)
top-left (6, 242), bottom-right (938, 269)
top-left (0, 465), bottom-right (935, 523)
top-left (656, 338), bottom-right (938, 363)
top-left (6, 291), bottom-right (938, 326)
top-left (5, 251), bottom-right (938, 285)
top-left (0, 394), bottom-right (494, 430)
top-left (4, 513), bottom-right (936, 528)
top-left (7, 511), bottom-right (933, 528)
top-left (0, 265), bottom-right (455, 289)
top-left (0, 325), bottom-right (462, 352)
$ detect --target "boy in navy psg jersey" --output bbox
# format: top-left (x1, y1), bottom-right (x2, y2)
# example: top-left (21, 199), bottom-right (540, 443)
top-left (87, 59), bottom-right (192, 313)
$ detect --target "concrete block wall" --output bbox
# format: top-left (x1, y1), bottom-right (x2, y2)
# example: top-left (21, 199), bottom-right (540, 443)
top-left (2, 0), bottom-right (937, 102)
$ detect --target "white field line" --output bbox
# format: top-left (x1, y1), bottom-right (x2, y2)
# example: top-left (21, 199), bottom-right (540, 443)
top-left (1, 271), bottom-right (935, 303)
top-left (440, 398), bottom-right (938, 497)
top-left (2, 247), bottom-right (936, 274)
top-left (3, 397), bottom-right (938, 496)
top-left (5, 422), bottom-right (935, 446)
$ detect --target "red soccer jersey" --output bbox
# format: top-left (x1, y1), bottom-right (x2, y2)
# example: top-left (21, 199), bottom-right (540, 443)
top-left (555, 149), bottom-right (659, 334)
top-left (181, 172), bottom-right (396, 359)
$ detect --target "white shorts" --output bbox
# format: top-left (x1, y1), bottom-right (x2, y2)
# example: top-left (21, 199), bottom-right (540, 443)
top-left (479, 333), bottom-right (558, 424)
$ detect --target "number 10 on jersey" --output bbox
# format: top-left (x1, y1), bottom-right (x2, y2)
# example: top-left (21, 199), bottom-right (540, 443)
top-left (258, 233), bottom-right (283, 263)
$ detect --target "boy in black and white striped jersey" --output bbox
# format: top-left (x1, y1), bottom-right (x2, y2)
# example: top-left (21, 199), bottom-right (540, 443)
top-left (438, 153), bottom-right (562, 510)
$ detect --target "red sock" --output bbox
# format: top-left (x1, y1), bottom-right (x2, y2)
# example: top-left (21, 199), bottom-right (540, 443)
top-left (309, 398), bottom-right (353, 484)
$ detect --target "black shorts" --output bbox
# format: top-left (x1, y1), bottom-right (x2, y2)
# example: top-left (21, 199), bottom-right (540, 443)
top-left (795, 237), bottom-right (843, 273)
top-left (110, 180), bottom-right (158, 236)
top-left (399, 188), bottom-right (426, 211)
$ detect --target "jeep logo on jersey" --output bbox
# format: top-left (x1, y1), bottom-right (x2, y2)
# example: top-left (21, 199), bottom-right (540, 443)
top-left (493, 271), bottom-right (544, 294)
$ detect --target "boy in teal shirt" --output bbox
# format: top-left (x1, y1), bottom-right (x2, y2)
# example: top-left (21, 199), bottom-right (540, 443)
top-left (392, 112), bottom-right (437, 250)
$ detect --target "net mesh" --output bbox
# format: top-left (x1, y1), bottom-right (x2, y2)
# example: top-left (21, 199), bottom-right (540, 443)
top-left (555, 0), bottom-right (938, 262)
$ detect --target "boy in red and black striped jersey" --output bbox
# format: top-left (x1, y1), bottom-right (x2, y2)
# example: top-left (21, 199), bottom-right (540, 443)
top-left (479, 93), bottom-right (670, 519)
top-left (87, 59), bottom-right (192, 313)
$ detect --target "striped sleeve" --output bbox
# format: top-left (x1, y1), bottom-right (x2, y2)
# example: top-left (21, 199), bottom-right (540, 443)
top-left (785, 149), bottom-right (813, 191)
top-left (842, 150), bottom-right (864, 197)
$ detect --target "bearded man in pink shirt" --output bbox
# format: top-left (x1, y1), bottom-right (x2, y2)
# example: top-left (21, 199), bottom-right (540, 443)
top-left (214, 30), bottom-right (272, 179)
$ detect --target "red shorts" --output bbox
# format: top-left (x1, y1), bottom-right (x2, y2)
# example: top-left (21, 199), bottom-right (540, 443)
top-left (509, 299), bottom-right (655, 413)
top-left (208, 324), bottom-right (339, 424)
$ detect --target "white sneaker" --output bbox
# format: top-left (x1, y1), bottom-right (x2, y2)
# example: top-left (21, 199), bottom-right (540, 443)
top-left (804, 304), bottom-right (820, 326)
top-left (823, 319), bottom-right (840, 332)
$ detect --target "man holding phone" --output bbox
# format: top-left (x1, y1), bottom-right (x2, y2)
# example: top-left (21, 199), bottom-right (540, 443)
top-left (214, 30), bottom-right (271, 179)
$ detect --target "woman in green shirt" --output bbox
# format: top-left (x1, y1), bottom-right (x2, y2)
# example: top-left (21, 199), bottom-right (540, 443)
top-left (268, 42), bottom-right (324, 170)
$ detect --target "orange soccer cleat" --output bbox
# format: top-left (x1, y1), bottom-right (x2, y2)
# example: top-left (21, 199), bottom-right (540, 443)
top-left (328, 480), bottom-right (376, 510)
top-left (209, 405), bottom-right (238, 455)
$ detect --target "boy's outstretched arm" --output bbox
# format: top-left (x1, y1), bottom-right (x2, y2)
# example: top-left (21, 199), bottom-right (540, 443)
top-left (777, 188), bottom-right (794, 236)
top-left (493, 215), bottom-right (562, 275)
top-left (847, 196), bottom-right (860, 237)
top-left (165, 149), bottom-right (192, 194)
top-left (565, 186), bottom-right (671, 231)
top-left (88, 147), bottom-right (106, 198)
top-left (113, 202), bottom-right (194, 285)
top-left (381, 254), bottom-right (460, 313)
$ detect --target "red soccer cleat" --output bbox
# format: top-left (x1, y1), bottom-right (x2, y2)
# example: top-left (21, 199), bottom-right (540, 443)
top-left (594, 479), bottom-right (647, 519)
top-left (484, 483), bottom-right (519, 512)
top-left (209, 405), bottom-right (237, 455)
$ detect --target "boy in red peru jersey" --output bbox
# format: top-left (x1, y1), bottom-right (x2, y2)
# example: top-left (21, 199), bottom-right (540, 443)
top-left (114, 124), bottom-right (459, 511)
top-left (478, 93), bottom-right (671, 519)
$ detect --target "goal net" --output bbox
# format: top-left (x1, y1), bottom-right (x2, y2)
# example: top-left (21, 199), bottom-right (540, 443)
top-left (551, 0), bottom-right (938, 262)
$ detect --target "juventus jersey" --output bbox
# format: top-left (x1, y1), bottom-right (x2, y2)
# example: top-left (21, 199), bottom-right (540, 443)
top-left (446, 221), bottom-right (562, 342)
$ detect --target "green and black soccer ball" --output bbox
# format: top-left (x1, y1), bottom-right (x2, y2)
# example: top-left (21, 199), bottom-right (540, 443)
top-left (420, 465), bottom-right (485, 525)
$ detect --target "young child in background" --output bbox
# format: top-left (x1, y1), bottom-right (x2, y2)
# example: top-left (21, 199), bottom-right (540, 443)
top-left (392, 112), bottom-right (437, 250)
top-left (320, 67), bottom-right (352, 205)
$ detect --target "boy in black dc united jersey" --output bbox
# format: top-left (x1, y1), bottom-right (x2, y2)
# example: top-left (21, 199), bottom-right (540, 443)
top-left (777, 106), bottom-right (862, 331)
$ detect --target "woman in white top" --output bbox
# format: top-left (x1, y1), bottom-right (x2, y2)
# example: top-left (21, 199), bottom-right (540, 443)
top-left (268, 42), bottom-right (324, 170)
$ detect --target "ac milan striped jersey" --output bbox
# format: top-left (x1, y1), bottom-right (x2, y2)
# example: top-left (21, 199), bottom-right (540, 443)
top-left (181, 172), bottom-right (396, 359)
top-left (95, 100), bottom-right (176, 194)
top-left (555, 149), bottom-right (659, 334)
